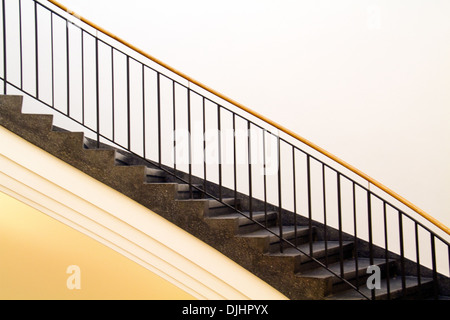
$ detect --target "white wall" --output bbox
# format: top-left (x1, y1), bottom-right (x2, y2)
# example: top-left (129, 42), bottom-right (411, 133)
top-left (47, 0), bottom-right (450, 228)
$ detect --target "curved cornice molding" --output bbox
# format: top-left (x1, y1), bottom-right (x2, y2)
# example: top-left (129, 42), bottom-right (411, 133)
top-left (0, 124), bottom-right (287, 300)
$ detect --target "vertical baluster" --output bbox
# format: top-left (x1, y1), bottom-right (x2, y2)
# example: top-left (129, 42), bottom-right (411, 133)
top-left (1, 0), bottom-right (5, 94)
top-left (19, 0), bottom-right (23, 90)
top-left (383, 202), bottom-right (390, 299)
top-left (110, 47), bottom-right (114, 139)
top-left (306, 155), bottom-right (313, 257)
top-left (414, 221), bottom-right (421, 297)
top-left (262, 130), bottom-right (268, 227)
top-left (80, 30), bottom-right (85, 120)
top-left (217, 105), bottom-right (222, 201)
top-left (173, 81), bottom-right (177, 174)
top-left (337, 174), bottom-right (344, 278)
top-left (34, 1), bottom-right (38, 98)
top-left (1, 0), bottom-right (4, 94)
top-left (367, 191), bottom-right (375, 300)
top-left (157, 72), bottom-right (161, 165)
top-left (248, 121), bottom-right (253, 219)
top-left (142, 64), bottom-right (146, 158)
top-left (66, 18), bottom-right (70, 116)
top-left (398, 211), bottom-right (406, 297)
top-left (233, 113), bottom-right (237, 206)
top-left (292, 146), bottom-right (297, 247)
top-left (352, 182), bottom-right (358, 288)
top-left (51, 13), bottom-right (55, 108)
top-left (322, 164), bottom-right (328, 267)
top-left (95, 37), bottom-right (99, 147)
top-left (126, 56), bottom-right (131, 150)
top-left (202, 96), bottom-right (205, 192)
top-left (430, 234), bottom-right (438, 300)
top-left (187, 89), bottom-right (192, 198)
top-left (277, 135), bottom-right (283, 253)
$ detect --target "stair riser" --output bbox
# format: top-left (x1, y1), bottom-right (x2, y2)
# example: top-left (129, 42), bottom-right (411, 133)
top-left (110, 166), bottom-right (148, 184)
top-left (23, 114), bottom-right (54, 133)
top-left (237, 231), bottom-right (314, 255)
top-left (146, 175), bottom-right (167, 183)
top-left (269, 234), bottom-right (314, 253)
top-left (0, 95), bottom-right (23, 114)
top-left (4, 113), bottom-right (53, 138)
top-left (115, 159), bottom-right (128, 166)
top-left (238, 218), bottom-right (277, 235)
top-left (392, 282), bottom-right (435, 300)
top-left (82, 149), bottom-right (117, 170)
top-left (48, 131), bottom-right (85, 152)
top-left (205, 218), bottom-right (241, 238)
top-left (268, 229), bottom-right (316, 254)
top-left (373, 281), bottom-right (435, 300)
top-left (175, 200), bottom-right (209, 220)
top-left (331, 262), bottom-right (397, 294)
top-left (297, 245), bottom-right (354, 273)
top-left (207, 202), bottom-right (241, 217)
top-left (176, 190), bottom-right (204, 200)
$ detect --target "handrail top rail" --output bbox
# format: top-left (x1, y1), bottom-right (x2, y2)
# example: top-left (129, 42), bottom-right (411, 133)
top-left (46, 0), bottom-right (449, 236)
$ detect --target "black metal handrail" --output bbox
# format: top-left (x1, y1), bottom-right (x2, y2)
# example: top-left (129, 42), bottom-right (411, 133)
top-left (1, 0), bottom-right (449, 299)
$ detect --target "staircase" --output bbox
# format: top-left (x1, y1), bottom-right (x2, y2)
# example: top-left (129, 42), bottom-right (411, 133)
top-left (1, 0), bottom-right (449, 300)
top-left (0, 95), bottom-right (445, 300)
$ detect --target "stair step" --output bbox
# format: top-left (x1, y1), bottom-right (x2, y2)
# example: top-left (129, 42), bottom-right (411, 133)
top-left (299, 258), bottom-right (391, 281)
top-left (240, 225), bottom-right (312, 252)
top-left (0, 95), bottom-right (23, 113)
top-left (269, 240), bottom-right (351, 258)
top-left (131, 166), bottom-right (166, 183)
top-left (115, 152), bottom-right (129, 165)
top-left (268, 240), bottom-right (354, 272)
top-left (83, 136), bottom-right (89, 148)
top-left (206, 211), bottom-right (278, 234)
top-left (48, 131), bottom-right (85, 150)
top-left (144, 167), bottom-right (165, 177)
top-left (208, 211), bottom-right (277, 226)
top-left (206, 198), bottom-right (240, 216)
top-left (326, 276), bottom-right (434, 300)
top-left (298, 258), bottom-right (397, 295)
top-left (21, 113), bottom-right (54, 132)
top-left (176, 184), bottom-right (204, 199)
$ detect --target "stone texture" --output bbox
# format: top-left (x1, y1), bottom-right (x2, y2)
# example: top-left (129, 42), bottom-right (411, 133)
top-left (0, 94), bottom-right (447, 300)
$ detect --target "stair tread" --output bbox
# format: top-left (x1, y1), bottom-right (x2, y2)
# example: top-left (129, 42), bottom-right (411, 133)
top-left (268, 240), bottom-right (353, 258)
top-left (114, 152), bottom-right (128, 162)
top-left (327, 276), bottom-right (434, 300)
top-left (240, 225), bottom-right (309, 242)
top-left (112, 161), bottom-right (165, 176)
top-left (22, 113), bottom-right (53, 119)
top-left (207, 211), bottom-right (277, 225)
top-left (207, 198), bottom-right (237, 208)
top-left (144, 167), bottom-right (165, 176)
top-left (298, 258), bottom-right (391, 279)
top-left (176, 197), bottom-right (235, 204)
top-left (176, 184), bottom-right (203, 191)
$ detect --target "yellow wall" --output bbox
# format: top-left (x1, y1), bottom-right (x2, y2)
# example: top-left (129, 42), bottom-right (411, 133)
top-left (0, 191), bottom-right (195, 300)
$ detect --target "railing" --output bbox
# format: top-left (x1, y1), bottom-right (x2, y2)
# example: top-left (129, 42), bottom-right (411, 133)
top-left (1, 0), bottom-right (449, 299)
